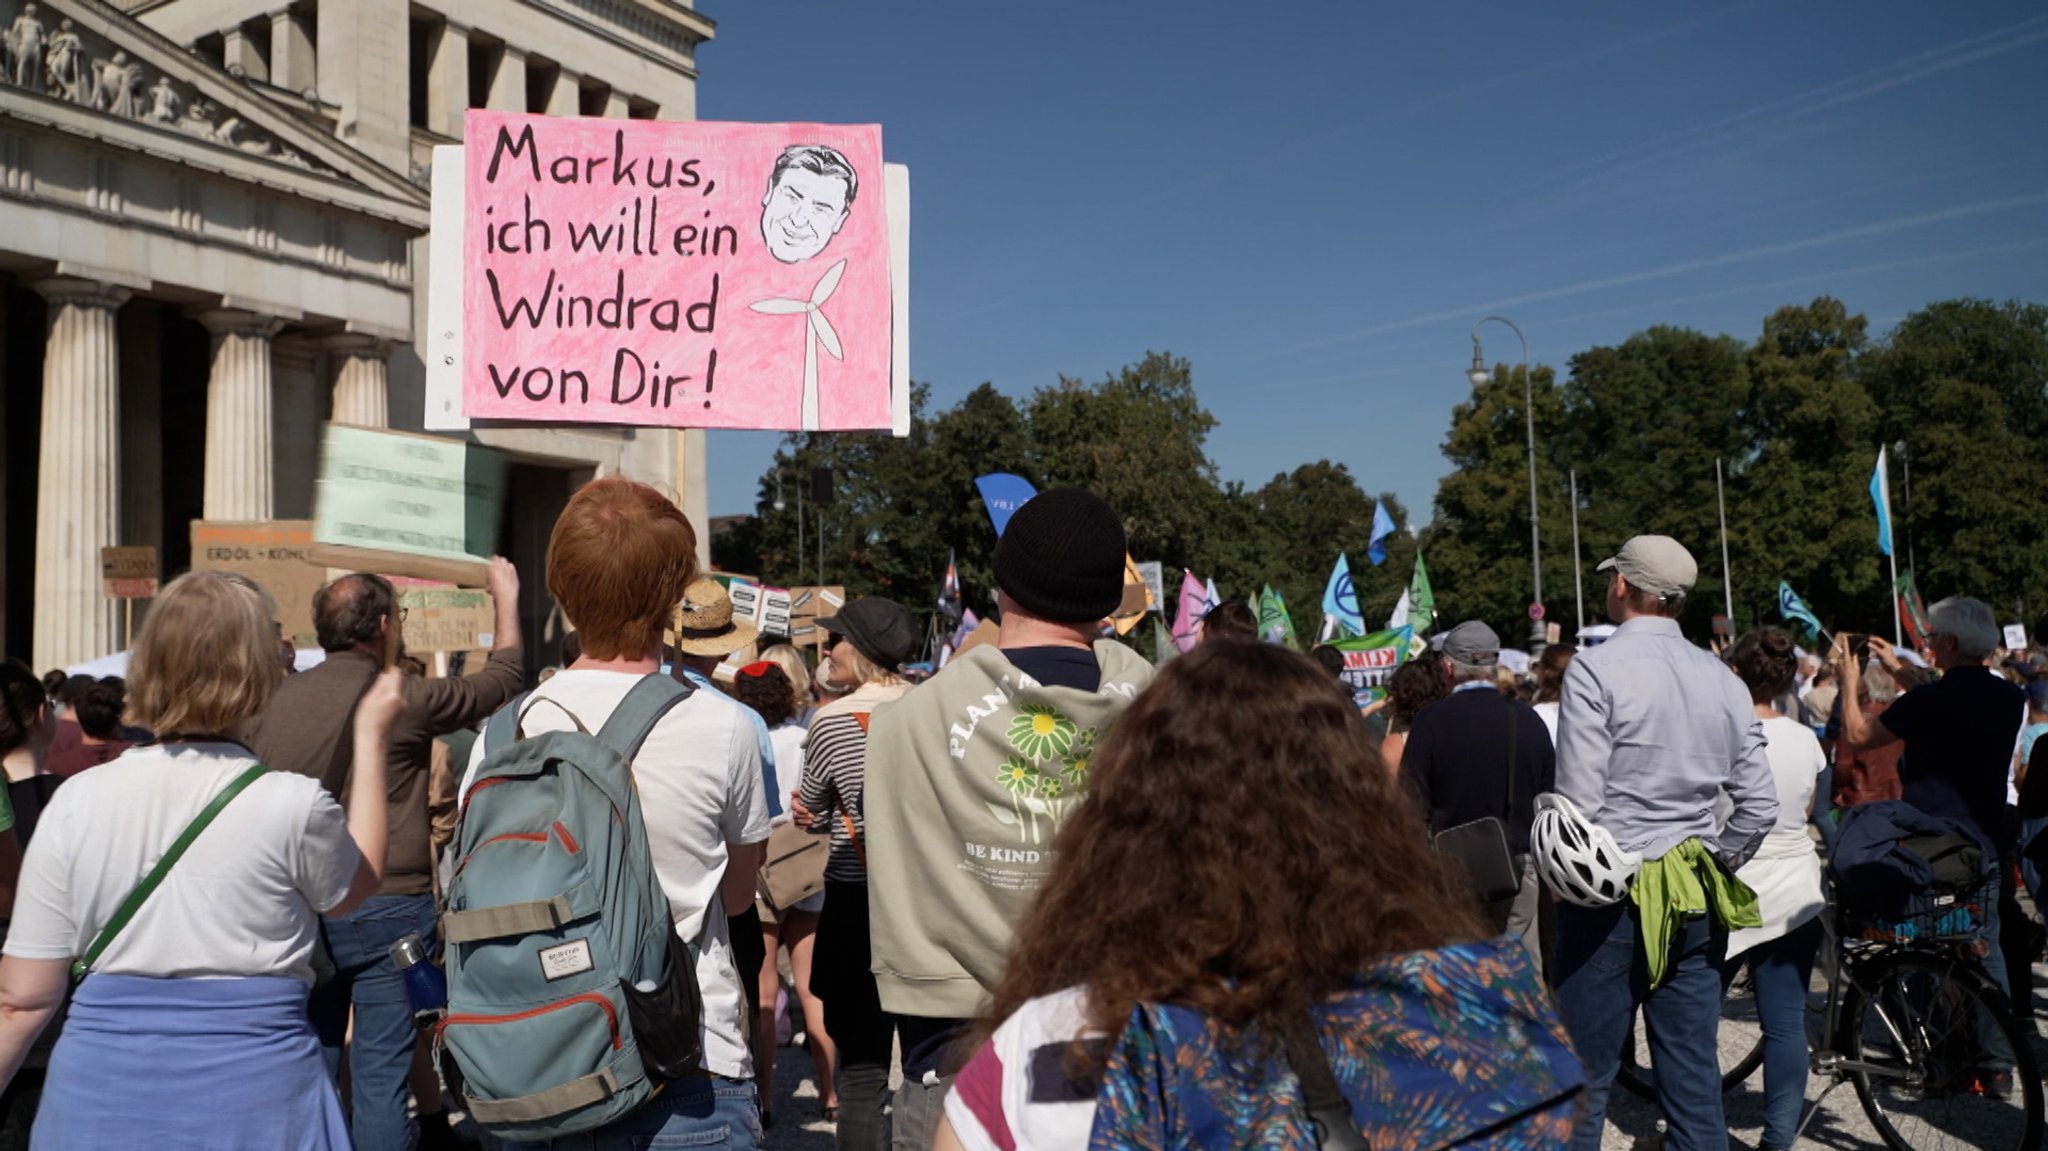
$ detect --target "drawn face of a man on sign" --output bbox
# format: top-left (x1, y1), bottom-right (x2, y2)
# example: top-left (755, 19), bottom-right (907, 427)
top-left (760, 145), bottom-right (857, 264)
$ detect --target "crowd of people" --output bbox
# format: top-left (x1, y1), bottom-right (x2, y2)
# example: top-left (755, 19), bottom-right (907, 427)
top-left (0, 478), bottom-right (2036, 1151)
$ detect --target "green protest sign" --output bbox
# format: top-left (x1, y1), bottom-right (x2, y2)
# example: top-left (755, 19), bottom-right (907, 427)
top-left (313, 425), bottom-right (506, 570)
top-left (1329, 626), bottom-right (1414, 706)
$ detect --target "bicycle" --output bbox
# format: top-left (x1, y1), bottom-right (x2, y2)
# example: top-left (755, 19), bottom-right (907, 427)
top-left (1614, 872), bottom-right (2042, 1151)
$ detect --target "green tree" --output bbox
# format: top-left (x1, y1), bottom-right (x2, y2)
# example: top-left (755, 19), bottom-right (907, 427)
top-left (1559, 328), bottom-right (1752, 638)
top-left (1862, 299), bottom-right (2048, 633)
top-left (1736, 298), bottom-right (1882, 633)
top-left (1423, 362), bottom-right (1572, 645)
top-left (1028, 351), bottom-right (1218, 565)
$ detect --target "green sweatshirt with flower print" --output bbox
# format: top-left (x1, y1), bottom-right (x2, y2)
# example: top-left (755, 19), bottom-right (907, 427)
top-left (864, 641), bottom-right (1155, 1018)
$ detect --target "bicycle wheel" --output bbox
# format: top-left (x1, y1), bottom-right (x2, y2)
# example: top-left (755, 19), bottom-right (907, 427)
top-left (1615, 968), bottom-right (1766, 1100)
top-left (1839, 949), bottom-right (2043, 1151)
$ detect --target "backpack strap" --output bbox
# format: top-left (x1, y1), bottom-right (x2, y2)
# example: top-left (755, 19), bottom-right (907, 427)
top-left (73, 763), bottom-right (269, 981)
top-left (482, 691), bottom-right (533, 756)
top-left (1281, 1012), bottom-right (1371, 1151)
top-left (592, 674), bottom-right (696, 761)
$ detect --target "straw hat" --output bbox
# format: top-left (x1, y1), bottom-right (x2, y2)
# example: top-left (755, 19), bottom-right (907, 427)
top-left (670, 576), bottom-right (758, 656)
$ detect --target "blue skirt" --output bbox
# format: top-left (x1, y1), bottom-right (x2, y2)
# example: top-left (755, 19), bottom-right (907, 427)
top-left (34, 974), bottom-right (350, 1150)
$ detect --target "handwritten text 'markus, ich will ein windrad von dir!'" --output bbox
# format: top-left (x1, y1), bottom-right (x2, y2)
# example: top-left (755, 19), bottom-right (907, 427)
top-left (480, 123), bottom-right (740, 411)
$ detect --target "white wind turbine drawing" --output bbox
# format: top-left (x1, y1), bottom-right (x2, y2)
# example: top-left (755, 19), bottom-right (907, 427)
top-left (749, 258), bottom-right (846, 431)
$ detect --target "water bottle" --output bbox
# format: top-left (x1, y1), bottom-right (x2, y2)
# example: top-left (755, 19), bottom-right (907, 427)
top-left (390, 933), bottom-right (448, 1027)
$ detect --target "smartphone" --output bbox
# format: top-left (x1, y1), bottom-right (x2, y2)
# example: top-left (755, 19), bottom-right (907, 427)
top-left (1848, 633), bottom-right (1872, 662)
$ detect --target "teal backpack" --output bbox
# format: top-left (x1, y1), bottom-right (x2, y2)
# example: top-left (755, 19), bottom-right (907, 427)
top-left (437, 675), bottom-right (704, 1142)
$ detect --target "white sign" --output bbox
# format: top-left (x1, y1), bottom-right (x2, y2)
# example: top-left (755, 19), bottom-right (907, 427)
top-left (2004, 624), bottom-right (2028, 651)
top-left (761, 587), bottom-right (792, 638)
top-left (728, 580), bottom-right (763, 627)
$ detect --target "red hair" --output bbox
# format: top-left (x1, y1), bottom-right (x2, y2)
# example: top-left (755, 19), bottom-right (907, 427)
top-left (546, 479), bottom-right (699, 660)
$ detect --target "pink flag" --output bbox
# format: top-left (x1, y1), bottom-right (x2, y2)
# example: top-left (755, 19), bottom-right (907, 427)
top-left (1173, 570), bottom-right (1211, 653)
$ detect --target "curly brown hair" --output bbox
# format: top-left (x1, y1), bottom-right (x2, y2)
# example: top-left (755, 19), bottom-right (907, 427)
top-left (982, 639), bottom-right (1487, 1065)
top-left (1385, 656), bottom-right (1449, 725)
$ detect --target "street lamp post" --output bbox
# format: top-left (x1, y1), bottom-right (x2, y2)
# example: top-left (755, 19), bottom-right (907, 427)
top-left (1467, 316), bottom-right (1544, 653)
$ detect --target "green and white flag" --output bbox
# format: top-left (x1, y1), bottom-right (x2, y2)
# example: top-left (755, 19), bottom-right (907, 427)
top-left (1407, 551), bottom-right (1436, 636)
top-left (1258, 585), bottom-right (1299, 650)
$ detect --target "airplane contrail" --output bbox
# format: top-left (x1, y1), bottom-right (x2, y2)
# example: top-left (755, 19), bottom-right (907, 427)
top-left (1253, 192), bottom-right (2048, 360)
top-left (1538, 15), bottom-right (2048, 191)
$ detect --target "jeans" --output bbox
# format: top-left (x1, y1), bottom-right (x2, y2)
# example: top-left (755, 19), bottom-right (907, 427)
top-left (1730, 918), bottom-right (1822, 1150)
top-left (1979, 871), bottom-right (2018, 1070)
top-left (310, 893), bottom-right (440, 1151)
top-left (537, 1076), bottom-right (762, 1150)
top-left (1553, 902), bottom-right (1728, 1151)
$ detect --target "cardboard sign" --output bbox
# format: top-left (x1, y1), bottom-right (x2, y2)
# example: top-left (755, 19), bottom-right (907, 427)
top-left (400, 588), bottom-right (496, 653)
top-left (459, 113), bottom-right (893, 432)
top-left (786, 585), bottom-right (845, 647)
top-left (191, 521), bottom-right (327, 647)
top-left (313, 424), bottom-right (505, 583)
top-left (100, 546), bottom-right (158, 599)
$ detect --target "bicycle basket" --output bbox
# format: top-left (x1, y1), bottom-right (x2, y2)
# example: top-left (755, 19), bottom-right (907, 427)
top-left (1839, 873), bottom-right (1997, 946)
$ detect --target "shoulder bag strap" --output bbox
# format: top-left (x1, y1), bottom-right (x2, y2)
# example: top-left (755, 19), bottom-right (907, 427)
top-left (1504, 698), bottom-right (1519, 821)
top-left (1280, 1012), bottom-right (1371, 1151)
top-left (72, 762), bottom-right (270, 981)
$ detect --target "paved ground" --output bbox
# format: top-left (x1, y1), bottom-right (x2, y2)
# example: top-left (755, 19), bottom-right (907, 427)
top-left (754, 954), bottom-right (2048, 1151)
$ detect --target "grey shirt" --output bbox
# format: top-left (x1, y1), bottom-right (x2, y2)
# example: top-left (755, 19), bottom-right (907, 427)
top-left (1556, 615), bottom-right (1778, 868)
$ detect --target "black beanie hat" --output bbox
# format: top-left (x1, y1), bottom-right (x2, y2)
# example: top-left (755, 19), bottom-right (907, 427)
top-left (993, 487), bottom-right (1127, 624)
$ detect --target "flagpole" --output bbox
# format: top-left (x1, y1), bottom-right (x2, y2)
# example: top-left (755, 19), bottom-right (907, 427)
top-left (1716, 458), bottom-right (1734, 626)
top-left (1889, 549), bottom-right (1902, 647)
top-left (1570, 469), bottom-right (1584, 636)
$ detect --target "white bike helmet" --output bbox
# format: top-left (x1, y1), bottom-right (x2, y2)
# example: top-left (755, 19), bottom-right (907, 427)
top-left (1530, 793), bottom-right (1641, 907)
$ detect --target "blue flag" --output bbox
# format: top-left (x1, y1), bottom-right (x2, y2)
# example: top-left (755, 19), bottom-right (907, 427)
top-left (1367, 500), bottom-right (1396, 566)
top-left (1870, 447), bottom-right (1892, 558)
top-left (1321, 554), bottom-right (1364, 638)
top-left (974, 473), bottom-right (1038, 538)
top-left (1777, 581), bottom-right (1824, 638)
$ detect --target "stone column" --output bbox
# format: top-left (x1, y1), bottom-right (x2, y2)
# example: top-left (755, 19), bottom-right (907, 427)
top-left (322, 333), bottom-right (392, 428)
top-left (485, 45), bottom-right (527, 113)
top-left (427, 20), bottom-right (470, 138)
top-left (196, 309), bottom-right (287, 521)
top-left (546, 68), bottom-right (581, 116)
top-left (32, 278), bottom-right (130, 671)
top-left (271, 7), bottom-right (316, 93)
top-left (224, 23), bottom-right (269, 82)
top-left (603, 88), bottom-right (631, 119)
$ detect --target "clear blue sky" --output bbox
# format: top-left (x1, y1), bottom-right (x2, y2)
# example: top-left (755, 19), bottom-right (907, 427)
top-left (697, 1), bottom-right (2048, 524)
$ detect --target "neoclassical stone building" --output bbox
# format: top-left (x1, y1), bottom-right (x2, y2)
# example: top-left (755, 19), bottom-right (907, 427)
top-left (0, 0), bottom-right (716, 671)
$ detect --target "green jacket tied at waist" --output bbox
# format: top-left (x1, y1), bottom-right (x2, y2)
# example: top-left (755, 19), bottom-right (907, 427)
top-left (1631, 837), bottom-right (1761, 988)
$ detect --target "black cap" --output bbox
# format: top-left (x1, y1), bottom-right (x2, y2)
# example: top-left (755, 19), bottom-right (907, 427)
top-left (817, 597), bottom-right (918, 669)
top-left (992, 487), bottom-right (1127, 624)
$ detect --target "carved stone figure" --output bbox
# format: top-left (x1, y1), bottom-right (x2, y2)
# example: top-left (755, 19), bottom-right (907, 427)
top-left (8, 4), bottom-right (46, 92)
top-left (45, 18), bottom-right (90, 105)
top-left (93, 51), bottom-right (146, 119)
top-left (146, 73), bottom-right (181, 123)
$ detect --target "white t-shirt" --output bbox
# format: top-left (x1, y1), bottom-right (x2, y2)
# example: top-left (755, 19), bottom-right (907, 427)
top-left (947, 987), bottom-right (1098, 1151)
top-left (766, 720), bottom-right (807, 825)
top-left (462, 671), bottom-right (773, 1080)
top-left (3, 742), bottom-right (360, 983)
top-left (1532, 701), bottom-right (1561, 746)
top-left (1759, 715), bottom-right (1825, 835)
top-left (1728, 717), bottom-right (1827, 956)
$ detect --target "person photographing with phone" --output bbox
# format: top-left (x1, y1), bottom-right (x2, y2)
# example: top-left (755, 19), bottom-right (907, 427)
top-left (1834, 595), bottom-right (2026, 1096)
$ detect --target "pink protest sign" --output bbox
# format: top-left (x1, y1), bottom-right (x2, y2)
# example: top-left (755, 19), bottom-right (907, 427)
top-left (462, 112), bottom-right (891, 431)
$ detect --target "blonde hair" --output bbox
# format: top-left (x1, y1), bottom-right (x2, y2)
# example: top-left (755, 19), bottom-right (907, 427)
top-left (758, 644), bottom-right (812, 715)
top-left (128, 571), bottom-right (282, 735)
top-left (833, 642), bottom-right (900, 688)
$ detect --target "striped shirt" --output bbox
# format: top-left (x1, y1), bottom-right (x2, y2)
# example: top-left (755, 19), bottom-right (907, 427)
top-left (800, 712), bottom-right (874, 883)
